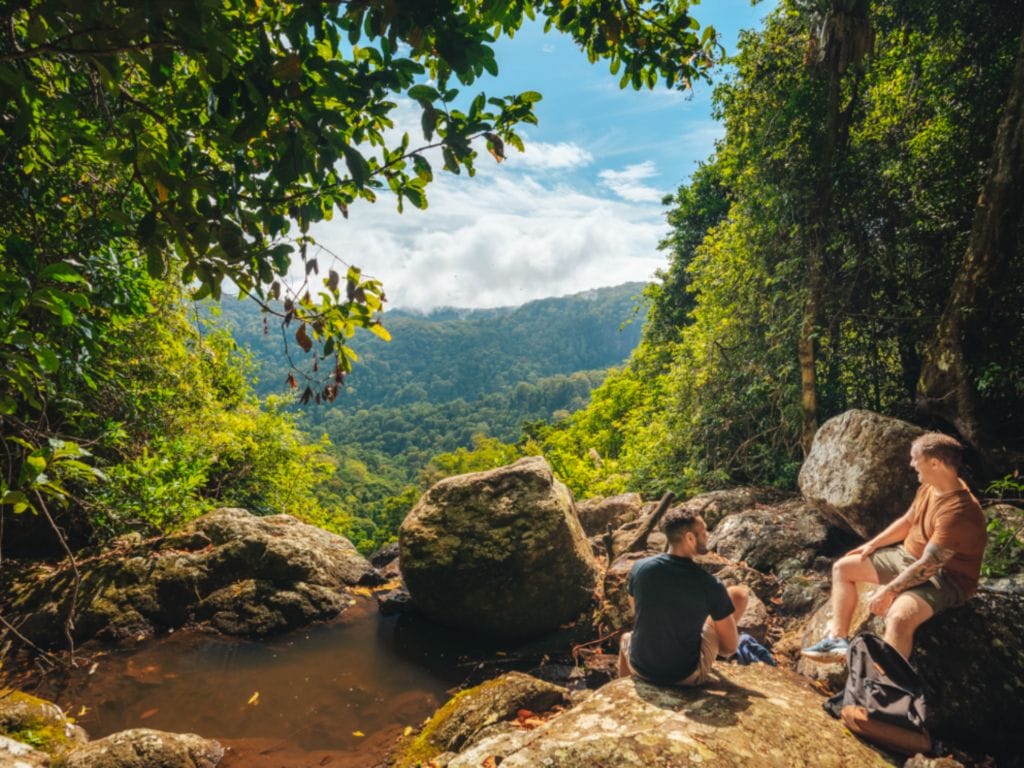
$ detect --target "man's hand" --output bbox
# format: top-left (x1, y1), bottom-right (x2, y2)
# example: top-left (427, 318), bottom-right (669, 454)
top-left (867, 587), bottom-right (895, 616)
top-left (847, 541), bottom-right (878, 560)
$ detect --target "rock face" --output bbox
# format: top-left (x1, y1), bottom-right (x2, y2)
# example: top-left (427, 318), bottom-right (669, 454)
top-left (399, 457), bottom-right (600, 639)
top-left (9, 508), bottom-right (380, 645)
top-left (798, 409), bottom-right (924, 538)
top-left (0, 734), bottom-right (50, 767)
top-left (575, 493), bottom-right (643, 536)
top-left (392, 672), bottom-right (569, 768)
top-left (794, 581), bottom-right (1024, 758)
top-left (62, 729), bottom-right (223, 768)
top-left (708, 499), bottom-right (852, 579)
top-left (677, 487), bottom-right (796, 532)
top-left (444, 667), bottom-right (892, 768)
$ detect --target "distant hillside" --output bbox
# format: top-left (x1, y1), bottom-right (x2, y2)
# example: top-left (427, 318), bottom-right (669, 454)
top-left (216, 282), bottom-right (648, 409)
top-left (206, 283), bottom-right (649, 552)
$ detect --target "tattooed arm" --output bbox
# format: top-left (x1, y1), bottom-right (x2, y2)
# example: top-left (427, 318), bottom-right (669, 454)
top-left (868, 542), bottom-right (956, 615)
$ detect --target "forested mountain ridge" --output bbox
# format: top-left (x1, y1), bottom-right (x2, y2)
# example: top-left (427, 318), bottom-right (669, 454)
top-left (214, 282), bottom-right (647, 408)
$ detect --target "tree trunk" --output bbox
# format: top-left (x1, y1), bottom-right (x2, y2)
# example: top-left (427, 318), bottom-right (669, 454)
top-left (916, 25), bottom-right (1024, 456)
top-left (800, 0), bottom-right (873, 453)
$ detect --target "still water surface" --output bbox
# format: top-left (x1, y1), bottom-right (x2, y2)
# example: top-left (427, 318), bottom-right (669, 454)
top-left (29, 598), bottom-right (479, 767)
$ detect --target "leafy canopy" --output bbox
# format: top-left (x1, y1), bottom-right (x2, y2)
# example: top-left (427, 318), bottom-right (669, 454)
top-left (1, 0), bottom-right (717, 403)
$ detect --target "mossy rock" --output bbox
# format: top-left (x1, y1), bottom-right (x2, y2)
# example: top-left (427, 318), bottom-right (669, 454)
top-left (391, 672), bottom-right (568, 768)
top-left (0, 688), bottom-right (87, 760)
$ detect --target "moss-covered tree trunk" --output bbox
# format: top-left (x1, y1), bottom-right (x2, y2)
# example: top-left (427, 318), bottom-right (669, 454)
top-left (916, 25), bottom-right (1024, 457)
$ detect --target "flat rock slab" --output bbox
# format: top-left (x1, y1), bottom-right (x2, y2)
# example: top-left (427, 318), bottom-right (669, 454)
top-left (9, 509), bottom-right (380, 645)
top-left (447, 665), bottom-right (894, 767)
top-left (798, 410), bottom-right (923, 538)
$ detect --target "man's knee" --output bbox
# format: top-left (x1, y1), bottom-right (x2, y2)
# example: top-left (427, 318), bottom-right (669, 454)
top-left (727, 584), bottom-right (749, 615)
top-left (885, 595), bottom-right (932, 638)
top-left (832, 554), bottom-right (879, 584)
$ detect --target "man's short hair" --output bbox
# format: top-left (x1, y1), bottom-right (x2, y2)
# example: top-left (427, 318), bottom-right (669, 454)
top-left (662, 507), bottom-right (701, 544)
top-left (912, 432), bottom-right (964, 471)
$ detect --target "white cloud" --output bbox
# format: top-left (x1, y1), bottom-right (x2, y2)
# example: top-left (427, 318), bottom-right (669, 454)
top-left (510, 141), bottom-right (593, 170)
top-left (598, 161), bottom-right (664, 203)
top-left (306, 168), bottom-right (666, 311)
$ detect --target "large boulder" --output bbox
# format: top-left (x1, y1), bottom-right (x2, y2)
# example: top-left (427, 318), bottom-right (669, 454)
top-left (799, 410), bottom-right (924, 538)
top-left (708, 499), bottom-right (853, 579)
top-left (575, 493), bottom-right (644, 536)
top-left (445, 666), bottom-right (893, 768)
top-left (8, 509), bottom-right (380, 645)
top-left (392, 672), bottom-right (569, 768)
top-left (62, 729), bottom-right (223, 768)
top-left (794, 580), bottom-right (1024, 759)
top-left (677, 487), bottom-right (797, 532)
top-left (399, 457), bottom-right (600, 639)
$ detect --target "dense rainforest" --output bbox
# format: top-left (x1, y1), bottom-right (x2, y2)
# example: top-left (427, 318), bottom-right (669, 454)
top-left (1, 0), bottom-right (1022, 566)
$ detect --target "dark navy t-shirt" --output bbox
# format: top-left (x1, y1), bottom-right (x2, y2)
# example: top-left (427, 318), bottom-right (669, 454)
top-left (627, 553), bottom-right (734, 683)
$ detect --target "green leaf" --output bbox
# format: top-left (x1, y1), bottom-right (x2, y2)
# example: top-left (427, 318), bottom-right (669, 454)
top-left (35, 348), bottom-right (59, 374)
top-left (520, 91), bottom-right (543, 103)
top-left (39, 263), bottom-right (84, 283)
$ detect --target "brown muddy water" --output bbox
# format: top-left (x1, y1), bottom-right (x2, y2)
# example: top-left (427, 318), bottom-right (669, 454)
top-left (16, 597), bottom-right (489, 767)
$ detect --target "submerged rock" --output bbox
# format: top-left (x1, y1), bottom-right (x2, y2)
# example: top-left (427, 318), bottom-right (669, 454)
top-left (445, 666), bottom-right (892, 767)
top-left (798, 409), bottom-right (923, 538)
top-left (392, 672), bottom-right (569, 768)
top-left (399, 457), bottom-right (600, 639)
top-left (62, 729), bottom-right (223, 768)
top-left (8, 509), bottom-right (380, 645)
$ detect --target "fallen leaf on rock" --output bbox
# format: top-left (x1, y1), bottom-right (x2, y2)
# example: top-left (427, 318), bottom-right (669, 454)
top-left (482, 756), bottom-right (500, 768)
top-left (349, 586), bottom-right (373, 597)
top-left (403, 726), bottom-right (413, 737)
top-left (140, 708), bottom-right (158, 720)
top-left (352, 730), bottom-right (365, 737)
top-left (514, 709), bottom-right (545, 730)
top-left (77, 705), bottom-right (89, 716)
top-left (247, 691), bottom-right (260, 705)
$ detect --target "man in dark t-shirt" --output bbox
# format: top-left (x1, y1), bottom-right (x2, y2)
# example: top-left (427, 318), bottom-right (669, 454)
top-left (617, 508), bottom-right (749, 685)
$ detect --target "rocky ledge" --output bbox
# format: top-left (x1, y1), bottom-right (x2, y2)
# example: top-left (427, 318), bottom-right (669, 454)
top-left (6, 508), bottom-right (382, 646)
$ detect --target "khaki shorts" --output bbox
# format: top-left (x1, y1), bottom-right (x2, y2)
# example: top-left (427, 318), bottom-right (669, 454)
top-left (869, 546), bottom-right (964, 615)
top-left (619, 620), bottom-right (719, 686)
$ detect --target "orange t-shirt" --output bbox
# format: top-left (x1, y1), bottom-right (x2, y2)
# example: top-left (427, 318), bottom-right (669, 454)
top-left (903, 483), bottom-right (987, 598)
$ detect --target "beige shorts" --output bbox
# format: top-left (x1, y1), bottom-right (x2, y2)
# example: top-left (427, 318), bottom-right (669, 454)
top-left (619, 620), bottom-right (720, 686)
top-left (869, 546), bottom-right (965, 615)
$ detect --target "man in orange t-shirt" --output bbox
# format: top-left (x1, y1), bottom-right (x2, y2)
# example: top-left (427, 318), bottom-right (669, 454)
top-left (803, 432), bottom-right (987, 661)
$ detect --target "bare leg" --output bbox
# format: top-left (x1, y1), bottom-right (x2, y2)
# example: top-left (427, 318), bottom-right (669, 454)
top-left (883, 593), bottom-right (933, 659)
top-left (617, 631), bottom-right (633, 678)
top-left (727, 585), bottom-right (749, 623)
top-left (829, 554), bottom-right (880, 638)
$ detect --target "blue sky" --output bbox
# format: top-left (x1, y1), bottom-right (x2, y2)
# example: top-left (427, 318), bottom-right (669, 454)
top-left (310, 1), bottom-right (774, 310)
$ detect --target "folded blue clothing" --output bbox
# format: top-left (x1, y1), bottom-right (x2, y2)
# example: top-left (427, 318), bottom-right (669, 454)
top-left (736, 632), bottom-right (777, 666)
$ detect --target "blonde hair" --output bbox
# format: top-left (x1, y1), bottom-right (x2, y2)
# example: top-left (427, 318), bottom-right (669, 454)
top-left (912, 432), bottom-right (964, 471)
